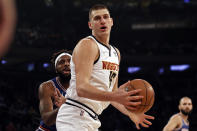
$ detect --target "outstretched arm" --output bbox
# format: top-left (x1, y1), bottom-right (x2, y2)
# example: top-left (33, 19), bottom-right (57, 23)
top-left (163, 115), bottom-right (181, 131)
top-left (111, 80), bottom-right (154, 130)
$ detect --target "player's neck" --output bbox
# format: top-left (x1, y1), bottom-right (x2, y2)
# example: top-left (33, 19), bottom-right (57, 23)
top-left (93, 34), bottom-right (110, 46)
top-left (57, 76), bottom-right (69, 90)
top-left (179, 112), bottom-right (188, 121)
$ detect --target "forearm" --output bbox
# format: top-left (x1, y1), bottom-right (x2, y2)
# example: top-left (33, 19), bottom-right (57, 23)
top-left (111, 101), bottom-right (130, 116)
top-left (163, 125), bottom-right (175, 131)
top-left (163, 126), bottom-right (173, 131)
top-left (77, 83), bottom-right (115, 102)
top-left (111, 101), bottom-right (138, 123)
top-left (42, 108), bottom-right (59, 126)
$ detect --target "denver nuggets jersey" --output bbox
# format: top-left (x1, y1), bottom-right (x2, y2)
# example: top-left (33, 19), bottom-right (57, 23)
top-left (66, 35), bottom-right (119, 115)
top-left (38, 77), bottom-right (67, 131)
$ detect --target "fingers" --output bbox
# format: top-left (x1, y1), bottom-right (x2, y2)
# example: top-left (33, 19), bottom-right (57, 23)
top-left (144, 114), bottom-right (155, 120)
top-left (125, 101), bottom-right (141, 111)
top-left (139, 119), bottom-right (152, 128)
top-left (140, 122), bottom-right (149, 128)
top-left (119, 81), bottom-right (130, 89)
top-left (135, 123), bottom-right (140, 130)
top-left (139, 115), bottom-right (154, 128)
top-left (127, 89), bottom-right (142, 96)
top-left (143, 119), bottom-right (152, 126)
top-left (125, 105), bottom-right (138, 111)
top-left (56, 88), bottom-right (61, 97)
top-left (133, 114), bottom-right (154, 130)
top-left (55, 101), bottom-right (61, 107)
top-left (126, 101), bottom-right (141, 107)
top-left (128, 95), bottom-right (143, 101)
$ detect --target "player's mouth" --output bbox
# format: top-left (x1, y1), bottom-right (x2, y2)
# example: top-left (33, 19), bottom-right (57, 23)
top-left (100, 26), bottom-right (107, 31)
top-left (185, 108), bottom-right (190, 111)
top-left (63, 68), bottom-right (70, 74)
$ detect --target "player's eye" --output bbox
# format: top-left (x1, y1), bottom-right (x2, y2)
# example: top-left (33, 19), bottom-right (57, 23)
top-left (103, 15), bottom-right (109, 19)
top-left (59, 60), bottom-right (65, 64)
top-left (94, 16), bottom-right (101, 21)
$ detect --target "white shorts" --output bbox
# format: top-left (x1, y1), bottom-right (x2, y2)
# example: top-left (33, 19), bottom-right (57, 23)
top-left (56, 102), bottom-right (101, 131)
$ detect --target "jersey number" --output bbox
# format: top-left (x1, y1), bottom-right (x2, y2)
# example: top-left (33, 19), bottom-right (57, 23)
top-left (109, 71), bottom-right (117, 88)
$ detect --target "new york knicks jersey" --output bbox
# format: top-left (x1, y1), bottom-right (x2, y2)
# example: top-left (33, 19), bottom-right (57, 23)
top-left (66, 35), bottom-right (119, 115)
top-left (38, 77), bottom-right (67, 131)
top-left (175, 118), bottom-right (189, 131)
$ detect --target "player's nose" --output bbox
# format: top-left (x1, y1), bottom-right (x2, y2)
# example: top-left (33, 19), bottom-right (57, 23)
top-left (100, 17), bottom-right (106, 24)
top-left (65, 61), bottom-right (70, 66)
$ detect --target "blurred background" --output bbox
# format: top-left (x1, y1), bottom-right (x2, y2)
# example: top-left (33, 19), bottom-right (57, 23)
top-left (0, 0), bottom-right (197, 130)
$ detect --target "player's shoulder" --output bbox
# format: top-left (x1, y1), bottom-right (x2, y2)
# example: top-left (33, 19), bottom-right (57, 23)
top-left (78, 37), bottom-right (96, 45)
top-left (75, 37), bottom-right (98, 51)
top-left (170, 113), bottom-right (182, 122)
top-left (39, 80), bottom-right (55, 92)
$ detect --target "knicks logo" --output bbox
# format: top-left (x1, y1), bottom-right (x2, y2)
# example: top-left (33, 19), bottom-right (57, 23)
top-left (102, 61), bottom-right (119, 71)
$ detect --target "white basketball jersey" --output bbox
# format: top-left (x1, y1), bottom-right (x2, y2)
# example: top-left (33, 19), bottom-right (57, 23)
top-left (66, 35), bottom-right (119, 115)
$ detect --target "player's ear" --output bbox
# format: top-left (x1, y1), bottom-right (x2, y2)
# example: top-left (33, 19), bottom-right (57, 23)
top-left (88, 21), bottom-right (92, 29)
top-left (111, 18), bottom-right (113, 26)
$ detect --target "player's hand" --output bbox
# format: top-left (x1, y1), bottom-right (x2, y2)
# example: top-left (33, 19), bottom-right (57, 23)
top-left (128, 112), bottom-right (155, 130)
top-left (113, 81), bottom-right (143, 110)
top-left (54, 89), bottom-right (66, 108)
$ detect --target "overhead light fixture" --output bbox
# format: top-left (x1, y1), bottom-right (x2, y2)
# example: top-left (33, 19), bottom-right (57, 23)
top-left (170, 64), bottom-right (190, 71)
top-left (184, 0), bottom-right (190, 3)
top-left (128, 67), bottom-right (141, 74)
top-left (1, 60), bottom-right (7, 64)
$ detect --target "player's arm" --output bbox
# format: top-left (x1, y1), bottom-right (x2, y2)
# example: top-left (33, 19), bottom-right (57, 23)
top-left (38, 82), bottom-right (59, 126)
top-left (73, 39), bottom-right (140, 105)
top-left (0, 0), bottom-right (16, 57)
top-left (111, 48), bottom-right (154, 130)
top-left (111, 77), bottom-right (142, 113)
top-left (111, 79), bottom-right (139, 115)
top-left (73, 38), bottom-right (114, 101)
top-left (163, 115), bottom-right (181, 131)
top-left (110, 48), bottom-right (142, 112)
top-left (111, 80), bottom-right (154, 130)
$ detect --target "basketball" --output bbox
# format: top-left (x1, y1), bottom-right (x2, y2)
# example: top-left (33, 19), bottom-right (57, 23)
top-left (125, 79), bottom-right (155, 113)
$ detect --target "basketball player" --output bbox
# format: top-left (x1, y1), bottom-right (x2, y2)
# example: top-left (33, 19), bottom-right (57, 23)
top-left (56, 4), bottom-right (154, 131)
top-left (0, 0), bottom-right (16, 57)
top-left (163, 96), bottom-right (193, 131)
top-left (36, 50), bottom-right (72, 131)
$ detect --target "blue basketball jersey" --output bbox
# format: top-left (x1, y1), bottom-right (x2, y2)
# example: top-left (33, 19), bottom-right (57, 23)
top-left (176, 117), bottom-right (189, 131)
top-left (37, 77), bottom-right (67, 131)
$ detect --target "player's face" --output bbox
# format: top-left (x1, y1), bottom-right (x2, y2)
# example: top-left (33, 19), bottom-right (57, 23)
top-left (179, 98), bottom-right (193, 115)
top-left (88, 9), bottom-right (113, 36)
top-left (56, 55), bottom-right (71, 77)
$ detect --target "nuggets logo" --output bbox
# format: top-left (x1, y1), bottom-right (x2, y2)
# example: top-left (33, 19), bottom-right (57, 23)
top-left (102, 61), bottom-right (119, 71)
top-left (80, 110), bottom-right (84, 116)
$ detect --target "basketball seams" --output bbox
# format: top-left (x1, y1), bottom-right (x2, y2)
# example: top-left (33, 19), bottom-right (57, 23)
top-left (126, 79), bottom-right (154, 113)
top-left (141, 80), bottom-right (148, 113)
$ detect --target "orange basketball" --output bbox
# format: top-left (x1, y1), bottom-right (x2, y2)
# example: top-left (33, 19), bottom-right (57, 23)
top-left (125, 79), bottom-right (155, 113)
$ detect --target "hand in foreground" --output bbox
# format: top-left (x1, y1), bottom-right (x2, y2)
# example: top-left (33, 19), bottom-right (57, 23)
top-left (128, 112), bottom-right (155, 130)
top-left (53, 89), bottom-right (66, 108)
top-left (114, 81), bottom-right (144, 111)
